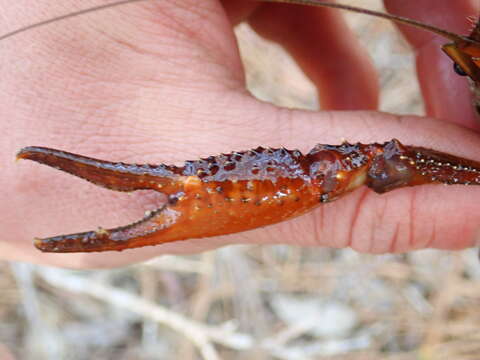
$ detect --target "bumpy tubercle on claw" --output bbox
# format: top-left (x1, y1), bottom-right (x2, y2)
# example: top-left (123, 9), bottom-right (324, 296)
top-left (16, 139), bottom-right (480, 253)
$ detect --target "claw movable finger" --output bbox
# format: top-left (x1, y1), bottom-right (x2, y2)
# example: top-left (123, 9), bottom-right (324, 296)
top-left (17, 146), bottom-right (183, 193)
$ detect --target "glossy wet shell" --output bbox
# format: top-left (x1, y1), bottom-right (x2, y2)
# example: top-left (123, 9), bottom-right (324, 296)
top-left (19, 139), bottom-right (480, 252)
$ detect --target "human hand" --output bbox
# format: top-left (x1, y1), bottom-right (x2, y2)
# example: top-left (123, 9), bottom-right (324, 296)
top-left (2, 0), bottom-right (480, 268)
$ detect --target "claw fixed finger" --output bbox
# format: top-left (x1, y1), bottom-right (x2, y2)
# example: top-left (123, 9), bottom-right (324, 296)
top-left (33, 204), bottom-right (183, 252)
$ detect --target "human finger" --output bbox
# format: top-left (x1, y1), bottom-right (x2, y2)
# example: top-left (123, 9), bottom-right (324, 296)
top-left (248, 2), bottom-right (379, 110)
top-left (384, 0), bottom-right (480, 130)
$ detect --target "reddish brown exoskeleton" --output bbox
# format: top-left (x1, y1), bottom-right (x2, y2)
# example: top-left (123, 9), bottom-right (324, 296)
top-left (17, 140), bottom-right (480, 252)
top-left (6, 1), bottom-right (480, 252)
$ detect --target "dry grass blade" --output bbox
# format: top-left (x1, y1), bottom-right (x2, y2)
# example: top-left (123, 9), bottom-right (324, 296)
top-left (36, 268), bottom-right (253, 359)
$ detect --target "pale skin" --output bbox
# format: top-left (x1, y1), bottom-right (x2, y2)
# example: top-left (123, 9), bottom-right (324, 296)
top-left (2, 0), bottom-right (480, 268)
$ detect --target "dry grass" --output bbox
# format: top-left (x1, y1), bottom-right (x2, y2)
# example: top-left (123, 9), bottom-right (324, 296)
top-left (2, 1), bottom-right (480, 359)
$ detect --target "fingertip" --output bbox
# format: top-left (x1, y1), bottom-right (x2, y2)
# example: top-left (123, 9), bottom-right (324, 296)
top-left (248, 3), bottom-right (379, 110)
top-left (416, 40), bottom-right (480, 129)
top-left (384, 0), bottom-right (480, 129)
